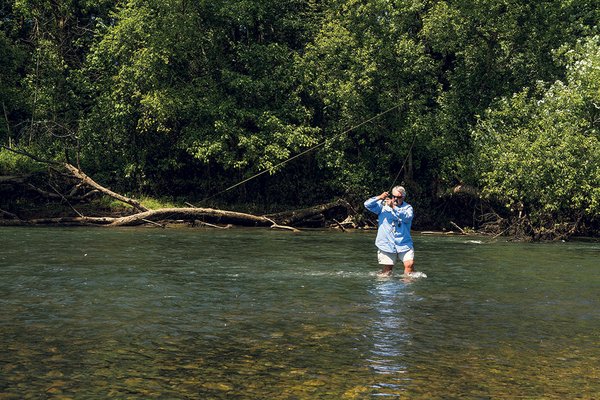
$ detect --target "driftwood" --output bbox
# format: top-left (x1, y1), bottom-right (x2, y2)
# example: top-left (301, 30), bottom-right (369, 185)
top-left (2, 172), bottom-right (344, 230)
top-left (449, 221), bottom-right (468, 235)
top-left (332, 219), bottom-right (347, 232)
top-left (267, 222), bottom-right (301, 233)
top-left (187, 202), bottom-right (300, 232)
top-left (5, 208), bottom-right (313, 231)
top-left (109, 208), bottom-right (302, 232)
top-left (194, 220), bottom-right (233, 229)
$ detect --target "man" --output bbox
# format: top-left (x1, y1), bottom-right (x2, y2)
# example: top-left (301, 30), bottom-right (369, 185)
top-left (364, 186), bottom-right (415, 277)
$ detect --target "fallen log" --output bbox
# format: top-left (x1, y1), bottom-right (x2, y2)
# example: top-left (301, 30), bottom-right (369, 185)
top-left (194, 220), bottom-right (233, 229)
top-left (107, 200), bottom-right (349, 230)
top-left (269, 223), bottom-right (301, 233)
top-left (449, 221), bottom-right (468, 235)
top-left (332, 219), bottom-right (347, 232)
top-left (187, 202), bottom-right (300, 232)
top-left (265, 199), bottom-right (350, 226)
top-left (63, 163), bottom-right (149, 212)
top-left (27, 216), bottom-right (115, 225)
top-left (15, 208), bottom-right (302, 230)
top-left (108, 207), bottom-right (274, 227)
top-left (0, 146), bottom-right (340, 231)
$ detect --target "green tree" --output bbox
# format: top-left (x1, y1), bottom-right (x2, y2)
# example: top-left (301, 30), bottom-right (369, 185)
top-left (300, 0), bottom-right (440, 198)
top-left (473, 35), bottom-right (600, 239)
top-left (0, 29), bottom-right (26, 146)
top-left (420, 0), bottom-right (598, 186)
top-left (2, 0), bottom-right (599, 227)
top-left (1, 0), bottom-right (116, 156)
top-left (301, 0), bottom-right (598, 201)
top-left (80, 0), bottom-right (321, 201)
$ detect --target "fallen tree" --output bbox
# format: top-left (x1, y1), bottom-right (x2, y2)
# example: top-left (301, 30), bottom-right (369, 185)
top-left (265, 199), bottom-right (351, 227)
top-left (0, 146), bottom-right (351, 230)
top-left (15, 208), bottom-right (284, 228)
top-left (63, 163), bottom-right (148, 212)
top-left (109, 207), bottom-right (273, 227)
top-left (4, 201), bottom-right (346, 231)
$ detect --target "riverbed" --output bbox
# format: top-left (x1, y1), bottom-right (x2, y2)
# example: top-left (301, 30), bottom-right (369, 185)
top-left (1, 227), bottom-right (599, 398)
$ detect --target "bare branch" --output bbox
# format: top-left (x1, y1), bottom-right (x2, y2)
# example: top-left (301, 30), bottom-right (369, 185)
top-left (1, 144), bottom-right (60, 165)
top-left (63, 163), bottom-right (149, 212)
top-left (0, 208), bottom-right (20, 220)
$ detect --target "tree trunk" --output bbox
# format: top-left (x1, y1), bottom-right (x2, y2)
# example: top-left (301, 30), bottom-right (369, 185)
top-left (265, 199), bottom-right (350, 226)
top-left (108, 207), bottom-right (274, 227)
top-left (63, 163), bottom-right (149, 212)
top-left (0, 146), bottom-right (353, 231)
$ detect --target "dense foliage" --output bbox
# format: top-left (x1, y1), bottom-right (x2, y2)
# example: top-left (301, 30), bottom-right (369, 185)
top-left (473, 36), bottom-right (600, 238)
top-left (1, 0), bottom-right (598, 237)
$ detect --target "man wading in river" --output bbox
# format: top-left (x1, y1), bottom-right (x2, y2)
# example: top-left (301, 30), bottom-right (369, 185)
top-left (364, 186), bottom-right (416, 277)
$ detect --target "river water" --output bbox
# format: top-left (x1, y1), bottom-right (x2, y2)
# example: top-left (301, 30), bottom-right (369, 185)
top-left (0, 227), bottom-right (599, 399)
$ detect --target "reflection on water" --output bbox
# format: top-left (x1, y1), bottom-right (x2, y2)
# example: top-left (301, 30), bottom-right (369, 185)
top-left (1, 227), bottom-right (599, 399)
top-left (368, 279), bottom-right (413, 396)
top-left (369, 280), bottom-right (411, 375)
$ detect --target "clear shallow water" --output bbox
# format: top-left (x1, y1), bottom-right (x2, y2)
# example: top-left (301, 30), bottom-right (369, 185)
top-left (1, 227), bottom-right (599, 399)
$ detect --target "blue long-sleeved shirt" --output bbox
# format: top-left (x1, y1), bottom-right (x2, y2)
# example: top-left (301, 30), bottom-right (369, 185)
top-left (364, 196), bottom-right (414, 253)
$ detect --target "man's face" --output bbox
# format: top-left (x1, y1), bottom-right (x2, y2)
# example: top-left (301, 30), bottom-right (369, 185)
top-left (392, 192), bottom-right (404, 202)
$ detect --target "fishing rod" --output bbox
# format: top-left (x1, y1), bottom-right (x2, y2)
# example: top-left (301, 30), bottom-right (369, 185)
top-left (388, 129), bottom-right (418, 193)
top-left (199, 104), bottom-right (401, 204)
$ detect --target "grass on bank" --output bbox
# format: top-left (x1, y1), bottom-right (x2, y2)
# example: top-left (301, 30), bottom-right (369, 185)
top-left (93, 194), bottom-right (295, 216)
top-left (94, 195), bottom-right (184, 211)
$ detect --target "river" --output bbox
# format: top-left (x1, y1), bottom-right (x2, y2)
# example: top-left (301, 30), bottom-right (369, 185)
top-left (1, 227), bottom-right (599, 399)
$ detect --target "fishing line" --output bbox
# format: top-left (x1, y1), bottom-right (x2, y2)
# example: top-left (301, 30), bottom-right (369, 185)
top-left (199, 104), bottom-right (401, 204)
top-left (388, 129), bottom-right (418, 192)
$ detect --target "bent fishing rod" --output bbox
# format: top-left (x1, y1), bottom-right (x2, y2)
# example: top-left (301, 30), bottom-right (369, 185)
top-left (200, 104), bottom-right (410, 204)
top-left (388, 130), bottom-right (418, 193)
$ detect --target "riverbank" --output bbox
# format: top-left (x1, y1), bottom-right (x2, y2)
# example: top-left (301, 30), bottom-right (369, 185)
top-left (2, 197), bottom-right (598, 243)
top-left (2, 167), bottom-right (598, 241)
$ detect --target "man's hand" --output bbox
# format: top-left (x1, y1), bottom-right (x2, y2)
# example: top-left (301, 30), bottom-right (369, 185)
top-left (384, 197), bottom-right (396, 207)
top-left (377, 191), bottom-right (389, 200)
top-left (378, 191), bottom-right (396, 207)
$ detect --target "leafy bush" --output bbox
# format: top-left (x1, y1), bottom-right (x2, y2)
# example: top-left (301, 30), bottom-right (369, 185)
top-left (473, 36), bottom-right (600, 237)
top-left (0, 148), bottom-right (43, 174)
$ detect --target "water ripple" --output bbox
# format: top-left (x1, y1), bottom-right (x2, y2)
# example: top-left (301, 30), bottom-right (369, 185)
top-left (0, 228), bottom-right (599, 398)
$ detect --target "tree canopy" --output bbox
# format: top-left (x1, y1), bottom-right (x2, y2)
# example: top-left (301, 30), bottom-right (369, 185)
top-left (1, 0), bottom-right (598, 238)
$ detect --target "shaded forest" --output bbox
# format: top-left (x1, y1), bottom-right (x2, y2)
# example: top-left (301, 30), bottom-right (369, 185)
top-left (0, 0), bottom-right (598, 239)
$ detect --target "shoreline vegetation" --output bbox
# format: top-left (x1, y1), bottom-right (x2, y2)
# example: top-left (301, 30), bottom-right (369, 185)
top-left (1, 155), bottom-right (596, 241)
top-left (1, 199), bottom-right (596, 242)
top-left (1, 2), bottom-right (598, 241)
